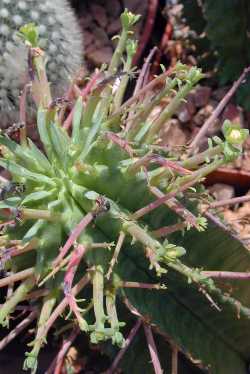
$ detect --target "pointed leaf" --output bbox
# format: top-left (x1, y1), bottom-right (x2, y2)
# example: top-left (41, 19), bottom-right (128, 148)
top-left (72, 96), bottom-right (84, 145)
top-left (21, 190), bottom-right (54, 205)
top-left (0, 159), bottom-right (55, 186)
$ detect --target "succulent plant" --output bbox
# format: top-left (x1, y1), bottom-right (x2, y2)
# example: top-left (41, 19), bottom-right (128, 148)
top-left (0, 11), bottom-right (249, 374)
top-left (0, 0), bottom-right (83, 127)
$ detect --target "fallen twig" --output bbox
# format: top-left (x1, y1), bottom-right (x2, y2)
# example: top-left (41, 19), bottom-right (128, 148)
top-left (189, 66), bottom-right (250, 154)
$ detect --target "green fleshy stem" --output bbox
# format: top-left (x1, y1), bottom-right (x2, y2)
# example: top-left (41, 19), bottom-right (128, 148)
top-left (23, 292), bottom-right (57, 373)
top-left (144, 81), bottom-right (197, 144)
top-left (92, 265), bottom-right (106, 331)
top-left (106, 289), bottom-right (125, 347)
top-left (0, 276), bottom-right (36, 327)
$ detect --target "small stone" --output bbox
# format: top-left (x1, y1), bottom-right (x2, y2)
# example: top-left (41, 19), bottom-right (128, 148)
top-left (159, 119), bottom-right (189, 148)
top-left (177, 103), bottom-right (192, 123)
top-left (90, 4), bottom-right (108, 28)
top-left (212, 86), bottom-right (229, 101)
top-left (79, 12), bottom-right (93, 29)
top-left (208, 183), bottom-right (235, 201)
top-left (88, 46), bottom-right (113, 66)
top-left (92, 26), bottom-right (110, 47)
top-left (106, 0), bottom-right (121, 17)
top-left (193, 102), bottom-right (216, 127)
top-left (193, 86), bottom-right (212, 108)
top-left (107, 18), bottom-right (121, 36)
top-left (186, 92), bottom-right (196, 115)
top-left (124, 0), bottom-right (147, 14)
top-left (222, 104), bottom-right (243, 127)
top-left (206, 118), bottom-right (221, 136)
top-left (83, 30), bottom-right (94, 48)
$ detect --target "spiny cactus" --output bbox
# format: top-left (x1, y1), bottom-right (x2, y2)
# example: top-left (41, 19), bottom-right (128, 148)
top-left (0, 11), bottom-right (249, 373)
top-left (0, 0), bottom-right (83, 127)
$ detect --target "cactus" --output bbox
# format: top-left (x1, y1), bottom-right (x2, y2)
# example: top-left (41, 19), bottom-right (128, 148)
top-left (0, 0), bottom-right (83, 127)
top-left (0, 11), bottom-right (249, 373)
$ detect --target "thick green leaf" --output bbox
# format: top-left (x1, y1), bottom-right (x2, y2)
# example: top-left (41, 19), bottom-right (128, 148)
top-left (0, 197), bottom-right (21, 209)
top-left (48, 122), bottom-right (70, 169)
top-left (116, 223), bottom-right (250, 374)
top-left (72, 96), bottom-right (84, 145)
top-left (0, 135), bottom-right (49, 175)
top-left (0, 159), bottom-right (55, 186)
top-left (28, 139), bottom-right (52, 174)
top-left (21, 190), bottom-right (54, 205)
top-left (37, 107), bottom-right (55, 163)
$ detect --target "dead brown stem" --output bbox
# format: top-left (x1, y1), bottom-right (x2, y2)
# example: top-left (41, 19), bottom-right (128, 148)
top-left (189, 66), bottom-right (250, 154)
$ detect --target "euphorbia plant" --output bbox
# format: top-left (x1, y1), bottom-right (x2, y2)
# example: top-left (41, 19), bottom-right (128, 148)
top-left (0, 11), bottom-right (249, 374)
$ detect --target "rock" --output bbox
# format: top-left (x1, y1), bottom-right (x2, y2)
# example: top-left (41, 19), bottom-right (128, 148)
top-left (106, 0), bottom-right (122, 17)
top-left (186, 92), bottom-right (197, 115)
top-left (79, 12), bottom-right (93, 29)
top-left (222, 103), bottom-right (243, 127)
top-left (176, 94), bottom-right (196, 123)
top-left (206, 118), bottom-right (221, 136)
top-left (159, 119), bottom-right (189, 148)
top-left (124, 0), bottom-right (147, 13)
top-left (193, 101), bottom-right (216, 127)
top-left (193, 86), bottom-right (212, 108)
top-left (83, 30), bottom-right (94, 48)
top-left (212, 86), bottom-right (229, 101)
top-left (90, 4), bottom-right (108, 28)
top-left (177, 103), bottom-right (192, 123)
top-left (208, 183), bottom-right (235, 201)
top-left (92, 26), bottom-right (110, 47)
top-left (107, 18), bottom-right (122, 36)
top-left (88, 46), bottom-right (113, 66)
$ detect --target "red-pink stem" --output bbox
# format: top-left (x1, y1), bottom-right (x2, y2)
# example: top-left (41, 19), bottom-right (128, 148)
top-left (0, 310), bottom-right (38, 350)
top-left (209, 195), bottom-right (250, 209)
top-left (202, 271), bottom-right (250, 280)
top-left (135, 47), bottom-right (158, 92)
top-left (152, 222), bottom-right (187, 238)
top-left (19, 83), bottom-right (29, 145)
top-left (107, 231), bottom-right (125, 280)
top-left (171, 345), bottom-right (178, 374)
top-left (0, 267), bottom-right (35, 288)
top-left (63, 70), bottom-right (101, 131)
top-left (64, 244), bottom-right (88, 328)
top-left (53, 212), bottom-right (93, 267)
top-left (133, 178), bottom-right (197, 220)
top-left (125, 47), bottom-right (158, 134)
top-left (150, 186), bottom-right (198, 228)
top-left (130, 154), bottom-right (191, 175)
top-left (35, 274), bottom-right (90, 341)
top-left (189, 66), bottom-right (250, 154)
top-left (45, 327), bottom-right (80, 374)
top-left (105, 132), bottom-right (134, 157)
top-left (106, 319), bottom-right (142, 374)
top-left (121, 281), bottom-right (162, 290)
top-left (143, 323), bottom-right (163, 374)
top-left (132, 0), bottom-right (159, 66)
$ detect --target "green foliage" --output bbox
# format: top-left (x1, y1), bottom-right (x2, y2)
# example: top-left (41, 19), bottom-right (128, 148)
top-left (181, 0), bottom-right (250, 109)
top-left (0, 15), bottom-right (249, 374)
